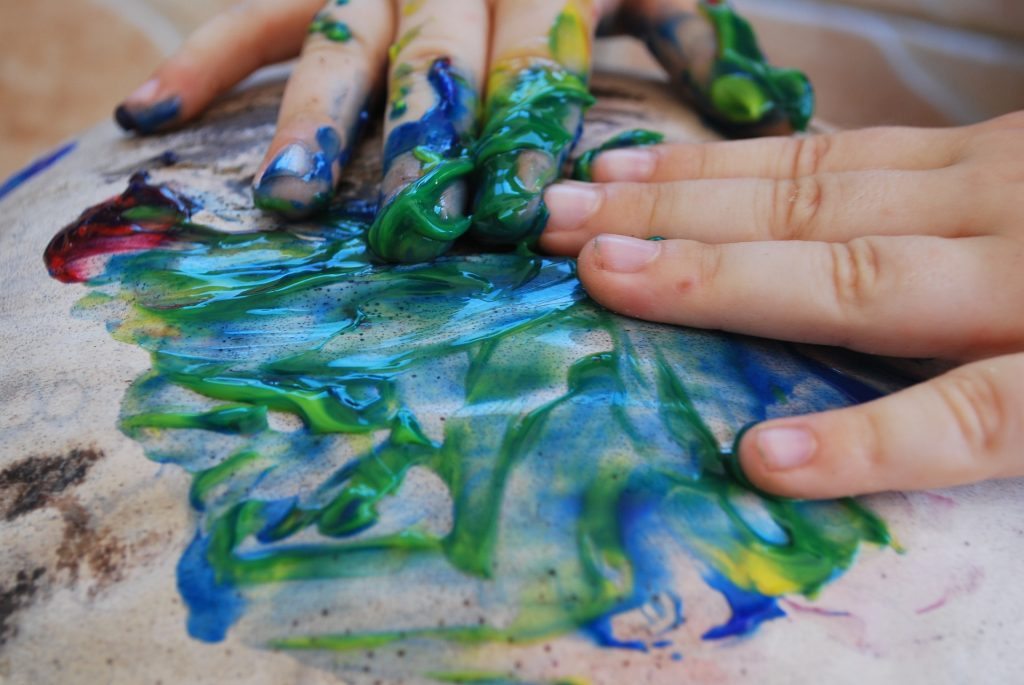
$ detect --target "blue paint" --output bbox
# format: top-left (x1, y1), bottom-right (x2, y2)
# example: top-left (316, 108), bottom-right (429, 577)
top-left (0, 141), bottom-right (76, 202)
top-left (787, 345), bottom-right (887, 404)
top-left (115, 96), bottom-right (182, 134)
top-left (583, 483), bottom-right (686, 651)
top-left (701, 571), bottom-right (786, 640)
top-left (177, 532), bottom-right (247, 643)
top-left (253, 126), bottom-right (342, 217)
top-left (381, 58), bottom-right (472, 173)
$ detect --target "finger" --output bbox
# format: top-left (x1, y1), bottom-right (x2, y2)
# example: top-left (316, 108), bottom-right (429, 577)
top-left (253, 0), bottom-right (396, 217)
top-left (368, 0), bottom-right (488, 262)
top-left (620, 0), bottom-right (813, 136)
top-left (736, 353), bottom-right (1024, 499)
top-left (576, 234), bottom-right (1024, 360)
top-left (116, 0), bottom-right (324, 134)
top-left (470, 0), bottom-right (601, 245)
top-left (588, 127), bottom-right (964, 184)
top-left (540, 167), bottom-right (985, 254)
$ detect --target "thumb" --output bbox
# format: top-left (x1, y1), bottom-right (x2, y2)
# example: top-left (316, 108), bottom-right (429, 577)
top-left (736, 354), bottom-right (1024, 499)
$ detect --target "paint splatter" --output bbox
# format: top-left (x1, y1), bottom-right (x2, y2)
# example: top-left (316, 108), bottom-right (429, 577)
top-left (43, 172), bottom-right (903, 679)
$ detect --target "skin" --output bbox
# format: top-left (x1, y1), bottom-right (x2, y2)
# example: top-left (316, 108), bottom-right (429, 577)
top-left (115, 0), bottom-right (807, 222)
top-left (541, 112), bottom-right (1024, 500)
top-left (110, 0), bottom-right (1015, 501)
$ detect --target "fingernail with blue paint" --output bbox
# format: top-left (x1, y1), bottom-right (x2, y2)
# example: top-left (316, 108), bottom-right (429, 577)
top-left (253, 127), bottom-right (342, 219)
top-left (115, 96), bottom-right (183, 135)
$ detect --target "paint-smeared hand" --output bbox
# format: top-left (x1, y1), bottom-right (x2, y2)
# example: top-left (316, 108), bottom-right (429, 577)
top-left (115, 0), bottom-right (810, 257)
top-left (542, 112), bottom-right (1024, 499)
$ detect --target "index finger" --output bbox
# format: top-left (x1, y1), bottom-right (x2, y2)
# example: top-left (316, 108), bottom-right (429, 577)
top-left (576, 233), bottom-right (1024, 360)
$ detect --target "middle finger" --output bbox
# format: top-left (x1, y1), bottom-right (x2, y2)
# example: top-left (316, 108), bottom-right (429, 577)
top-left (470, 0), bottom-right (609, 246)
top-left (368, 0), bottom-right (489, 262)
top-left (541, 167), bottom-right (989, 254)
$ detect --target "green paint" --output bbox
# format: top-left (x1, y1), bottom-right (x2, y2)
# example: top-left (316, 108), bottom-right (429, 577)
top-left (389, 62), bottom-right (415, 120)
top-left (121, 403), bottom-right (268, 435)
top-left (571, 129), bottom-right (665, 182)
top-left (368, 155), bottom-right (475, 263)
top-left (309, 14), bottom-right (353, 42)
top-left (389, 25), bottom-right (423, 63)
top-left (48, 174), bottom-right (904, 676)
top-left (699, 0), bottom-right (812, 130)
top-left (472, 65), bottom-right (595, 245)
top-left (470, 4), bottom-right (596, 246)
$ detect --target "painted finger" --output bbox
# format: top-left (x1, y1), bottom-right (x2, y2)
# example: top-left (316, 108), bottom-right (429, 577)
top-left (541, 168), bottom-right (985, 255)
top-left (367, 0), bottom-right (488, 263)
top-left (470, 0), bottom-right (599, 246)
top-left (576, 234), bottom-right (1024, 359)
top-left (116, 0), bottom-right (325, 134)
top-left (735, 353), bottom-right (1024, 499)
top-left (588, 126), bottom-right (964, 184)
top-left (621, 0), bottom-right (814, 136)
top-left (253, 0), bottom-right (395, 218)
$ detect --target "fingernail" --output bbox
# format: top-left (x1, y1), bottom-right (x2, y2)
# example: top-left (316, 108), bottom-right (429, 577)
top-left (594, 149), bottom-right (656, 181)
top-left (126, 78), bottom-right (161, 104)
top-left (114, 96), bottom-right (182, 134)
top-left (544, 182), bottom-right (601, 232)
top-left (756, 427), bottom-right (817, 471)
top-left (254, 138), bottom-right (335, 218)
top-left (594, 234), bottom-right (661, 273)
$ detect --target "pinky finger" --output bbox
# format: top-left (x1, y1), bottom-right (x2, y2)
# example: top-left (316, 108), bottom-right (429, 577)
top-left (115, 0), bottom-right (324, 133)
top-left (737, 354), bottom-right (1024, 500)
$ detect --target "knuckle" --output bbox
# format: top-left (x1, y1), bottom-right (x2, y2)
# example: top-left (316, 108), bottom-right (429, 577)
top-left (769, 176), bottom-right (825, 240)
top-left (645, 183), bottom-right (668, 237)
top-left (853, 408), bottom-right (888, 473)
top-left (786, 135), bottom-right (832, 179)
top-left (934, 369), bottom-right (1008, 460)
top-left (692, 242), bottom-right (722, 293)
top-left (828, 238), bottom-right (882, 315)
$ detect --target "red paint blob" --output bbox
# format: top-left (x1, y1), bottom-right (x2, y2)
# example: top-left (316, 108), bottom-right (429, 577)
top-left (44, 172), bottom-right (193, 283)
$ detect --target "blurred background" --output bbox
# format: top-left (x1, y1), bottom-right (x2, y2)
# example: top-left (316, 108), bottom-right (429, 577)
top-left (2, 0), bottom-right (1023, 179)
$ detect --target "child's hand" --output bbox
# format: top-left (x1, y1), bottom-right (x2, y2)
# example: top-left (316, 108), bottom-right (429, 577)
top-left (114, 0), bottom-right (811, 235)
top-left (542, 112), bottom-right (1024, 499)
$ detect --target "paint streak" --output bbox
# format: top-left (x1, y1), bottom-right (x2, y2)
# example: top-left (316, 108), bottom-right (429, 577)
top-left (0, 142), bottom-right (76, 202)
top-left (43, 173), bottom-right (903, 679)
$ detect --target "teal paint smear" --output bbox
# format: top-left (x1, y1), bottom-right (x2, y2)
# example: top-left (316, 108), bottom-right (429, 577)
top-left (44, 175), bottom-right (904, 679)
